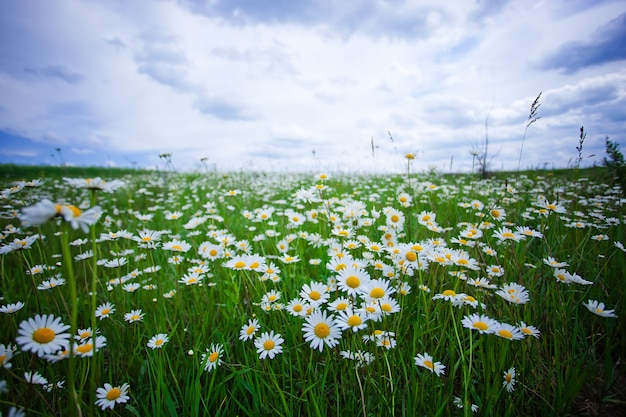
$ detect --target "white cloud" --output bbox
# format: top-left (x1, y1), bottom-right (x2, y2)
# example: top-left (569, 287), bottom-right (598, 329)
top-left (0, 0), bottom-right (625, 172)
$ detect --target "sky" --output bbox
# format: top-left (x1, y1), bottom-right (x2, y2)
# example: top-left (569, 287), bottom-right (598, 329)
top-left (1, 0), bottom-right (625, 174)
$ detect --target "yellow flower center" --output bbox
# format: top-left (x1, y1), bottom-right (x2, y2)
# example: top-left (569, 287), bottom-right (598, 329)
top-left (405, 251), bottom-right (417, 262)
top-left (498, 329), bottom-right (513, 339)
top-left (101, 308), bottom-right (110, 316)
top-left (457, 258), bottom-right (468, 265)
top-left (106, 387), bottom-right (121, 401)
top-left (502, 232), bottom-right (515, 239)
top-left (335, 302), bottom-right (348, 311)
top-left (390, 215), bottom-right (400, 223)
top-left (314, 323), bottom-right (330, 338)
top-left (267, 295), bottom-right (277, 302)
top-left (233, 261), bottom-right (246, 269)
top-left (309, 291), bottom-right (321, 301)
top-left (155, 339), bottom-right (164, 346)
top-left (370, 288), bottom-right (385, 298)
top-left (345, 276), bottom-right (360, 288)
top-left (263, 340), bottom-right (275, 350)
top-left (76, 343), bottom-right (93, 354)
top-left (473, 321), bottom-right (488, 331)
top-left (442, 290), bottom-right (456, 297)
top-left (366, 306), bottom-right (376, 313)
top-left (171, 245), bottom-right (182, 251)
top-left (347, 315), bottom-right (362, 327)
top-left (209, 249), bottom-right (218, 257)
top-left (0, 354), bottom-right (6, 364)
top-left (381, 303), bottom-right (392, 312)
top-left (209, 351), bottom-right (219, 363)
top-left (293, 304), bottom-right (303, 312)
top-left (131, 315), bottom-right (139, 321)
top-left (33, 327), bottom-right (55, 344)
top-left (249, 262), bottom-right (260, 269)
top-left (423, 360), bottom-right (434, 369)
top-left (187, 278), bottom-right (197, 284)
top-left (505, 374), bottom-right (512, 383)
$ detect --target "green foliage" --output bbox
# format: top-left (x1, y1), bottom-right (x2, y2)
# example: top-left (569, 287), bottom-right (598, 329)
top-left (603, 137), bottom-right (626, 194)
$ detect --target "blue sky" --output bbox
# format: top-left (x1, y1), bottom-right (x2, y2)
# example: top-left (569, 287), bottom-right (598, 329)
top-left (1, 0), bottom-right (625, 173)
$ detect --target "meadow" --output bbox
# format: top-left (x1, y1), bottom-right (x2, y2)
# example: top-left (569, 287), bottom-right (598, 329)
top-left (0, 162), bottom-right (624, 416)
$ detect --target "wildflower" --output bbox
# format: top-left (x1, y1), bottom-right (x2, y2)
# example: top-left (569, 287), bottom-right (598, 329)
top-left (461, 313), bottom-right (498, 334)
top-left (340, 350), bottom-right (375, 367)
top-left (360, 278), bottom-right (395, 301)
top-left (202, 344), bottom-right (224, 372)
top-left (302, 310), bottom-right (342, 351)
top-left (496, 283), bottom-right (530, 304)
top-left (414, 352), bottom-right (446, 376)
top-left (583, 300), bottom-right (618, 318)
top-left (95, 382), bottom-right (130, 410)
top-left (518, 322), bottom-right (540, 338)
top-left (336, 309), bottom-right (369, 332)
top-left (503, 367), bottom-right (516, 392)
top-left (95, 302), bottom-right (115, 320)
top-left (124, 309), bottom-right (145, 323)
top-left (132, 229), bottom-right (163, 245)
top-left (0, 343), bottom-right (14, 368)
top-left (147, 333), bottom-right (169, 349)
top-left (103, 257), bottom-right (127, 268)
top-left (254, 331), bottom-right (284, 360)
top-left (378, 296), bottom-right (401, 315)
top-left (16, 314), bottom-right (70, 357)
top-left (432, 289), bottom-right (463, 302)
top-left (74, 335), bottom-right (107, 357)
top-left (375, 332), bottom-right (397, 349)
top-left (493, 226), bottom-right (524, 242)
top-left (489, 206), bottom-right (506, 220)
top-left (336, 266), bottom-right (371, 297)
top-left (543, 257), bottom-right (569, 268)
top-left (162, 239), bottom-right (191, 252)
top-left (179, 272), bottom-right (203, 286)
top-left (261, 290), bottom-right (281, 304)
top-left (239, 318), bottom-right (260, 341)
top-left (493, 323), bottom-right (525, 341)
top-left (0, 301), bottom-right (25, 314)
top-left (37, 277), bottom-right (66, 290)
top-left (286, 298), bottom-right (310, 317)
top-left (63, 177), bottom-right (125, 193)
top-left (300, 282), bottom-right (330, 306)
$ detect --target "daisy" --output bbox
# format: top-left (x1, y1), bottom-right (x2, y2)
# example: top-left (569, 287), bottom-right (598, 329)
top-left (254, 331), bottom-right (284, 360)
top-left (124, 309), bottom-right (145, 323)
top-left (95, 382), bottom-right (130, 410)
top-left (414, 352), bottom-right (446, 376)
top-left (302, 310), bottom-right (342, 352)
top-left (336, 266), bottom-right (371, 296)
top-left (583, 300), bottom-right (618, 318)
top-left (543, 257), bottom-right (569, 268)
top-left (336, 309), bottom-right (369, 332)
top-left (0, 343), bottom-right (14, 368)
top-left (518, 322), bottom-right (540, 338)
top-left (261, 290), bottom-right (281, 304)
top-left (202, 344), bottom-right (224, 372)
top-left (493, 323), bottom-right (525, 341)
top-left (74, 335), bottom-right (107, 357)
top-left (63, 177), bottom-right (125, 193)
top-left (24, 371), bottom-right (48, 385)
top-left (162, 239), bottom-right (191, 252)
top-left (95, 302), bottom-right (115, 320)
top-left (147, 333), bottom-right (169, 349)
top-left (496, 283), bottom-right (530, 304)
top-left (378, 296), bottom-right (401, 315)
top-left (286, 298), bottom-right (311, 317)
top-left (16, 314), bottom-right (70, 357)
top-left (503, 367), bottom-right (516, 392)
top-left (239, 318), bottom-right (260, 341)
top-left (179, 272), bottom-right (203, 286)
top-left (37, 277), bottom-right (66, 290)
top-left (300, 282), bottom-right (330, 306)
top-left (461, 313), bottom-right (498, 334)
top-left (198, 242), bottom-right (224, 260)
top-left (493, 227), bottom-right (524, 243)
top-left (360, 278), bottom-right (396, 301)
top-left (0, 301), bottom-right (25, 314)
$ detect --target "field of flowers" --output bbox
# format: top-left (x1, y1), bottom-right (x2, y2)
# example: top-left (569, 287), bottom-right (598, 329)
top-left (0, 165), bottom-right (624, 416)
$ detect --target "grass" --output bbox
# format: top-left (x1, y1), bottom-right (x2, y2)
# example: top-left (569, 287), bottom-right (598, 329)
top-left (0, 164), bottom-right (624, 416)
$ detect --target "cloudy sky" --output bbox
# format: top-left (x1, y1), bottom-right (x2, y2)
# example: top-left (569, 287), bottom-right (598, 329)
top-left (1, 0), bottom-right (625, 173)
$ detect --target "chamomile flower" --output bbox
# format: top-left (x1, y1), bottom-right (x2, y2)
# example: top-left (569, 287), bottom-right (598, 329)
top-left (37, 277), bottom-right (66, 290)
top-left (202, 344), bottom-right (224, 372)
top-left (0, 301), bottom-right (25, 314)
top-left (239, 318), bottom-right (261, 341)
top-left (496, 283), bottom-right (530, 304)
top-left (583, 300), bottom-right (618, 318)
top-left (336, 309), bottom-right (369, 332)
top-left (95, 302), bottom-right (115, 320)
top-left (147, 333), bottom-right (169, 349)
top-left (414, 352), bottom-right (446, 376)
top-left (178, 272), bottom-right (203, 286)
top-left (461, 313), bottom-right (498, 334)
top-left (95, 382), bottom-right (130, 410)
top-left (16, 314), bottom-right (70, 357)
top-left (286, 298), bottom-right (310, 317)
top-left (503, 367), bottom-right (516, 392)
top-left (360, 278), bottom-right (395, 301)
top-left (518, 322), bottom-right (541, 338)
top-left (493, 323), bottom-right (525, 341)
top-left (336, 266), bottom-right (371, 297)
top-left (300, 282), bottom-right (330, 306)
top-left (302, 310), bottom-right (342, 352)
top-left (124, 309), bottom-right (145, 323)
top-left (74, 335), bottom-right (107, 357)
top-left (0, 343), bottom-right (14, 368)
top-left (254, 331), bottom-right (284, 360)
